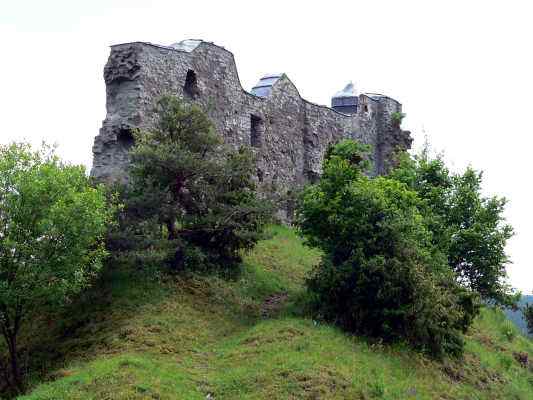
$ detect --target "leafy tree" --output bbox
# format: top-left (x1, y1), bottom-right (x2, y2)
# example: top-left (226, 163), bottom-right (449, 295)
top-left (0, 142), bottom-right (112, 392)
top-left (112, 96), bottom-right (272, 273)
top-left (298, 140), bottom-right (478, 357)
top-left (390, 152), bottom-right (516, 306)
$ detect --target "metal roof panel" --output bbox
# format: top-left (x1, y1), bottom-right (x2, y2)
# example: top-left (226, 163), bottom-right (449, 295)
top-left (251, 73), bottom-right (283, 97)
top-left (169, 39), bottom-right (203, 52)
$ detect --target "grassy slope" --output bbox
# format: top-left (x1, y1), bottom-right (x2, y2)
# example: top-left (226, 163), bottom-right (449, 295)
top-left (8, 226), bottom-right (533, 399)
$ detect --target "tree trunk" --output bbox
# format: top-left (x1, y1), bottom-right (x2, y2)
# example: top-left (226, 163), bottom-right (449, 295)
top-left (1, 308), bottom-right (24, 394)
top-left (6, 332), bottom-right (22, 393)
top-left (0, 356), bottom-right (10, 391)
top-left (166, 220), bottom-right (178, 240)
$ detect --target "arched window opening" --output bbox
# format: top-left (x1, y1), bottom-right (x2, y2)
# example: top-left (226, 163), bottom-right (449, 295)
top-left (184, 69), bottom-right (199, 99)
top-left (117, 128), bottom-right (134, 150)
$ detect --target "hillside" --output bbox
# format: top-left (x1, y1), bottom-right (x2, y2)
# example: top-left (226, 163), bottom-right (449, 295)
top-left (6, 226), bottom-right (533, 399)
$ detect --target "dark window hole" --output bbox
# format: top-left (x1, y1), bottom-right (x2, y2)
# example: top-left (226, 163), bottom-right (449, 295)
top-left (117, 128), bottom-right (135, 149)
top-left (184, 69), bottom-right (199, 99)
top-left (250, 115), bottom-right (264, 148)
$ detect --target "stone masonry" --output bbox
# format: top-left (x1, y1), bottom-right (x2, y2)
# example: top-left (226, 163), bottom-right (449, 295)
top-left (91, 39), bottom-right (412, 199)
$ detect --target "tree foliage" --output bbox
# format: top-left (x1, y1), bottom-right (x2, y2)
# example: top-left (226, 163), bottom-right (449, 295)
top-left (298, 140), bottom-right (478, 357)
top-left (390, 151), bottom-right (516, 306)
top-left (111, 96), bottom-right (272, 273)
top-left (0, 142), bottom-right (112, 392)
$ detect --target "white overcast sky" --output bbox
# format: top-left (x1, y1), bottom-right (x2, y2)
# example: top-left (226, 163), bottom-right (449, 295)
top-left (1, 0), bottom-right (532, 292)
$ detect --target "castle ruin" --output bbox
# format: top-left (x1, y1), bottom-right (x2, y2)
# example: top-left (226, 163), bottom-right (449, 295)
top-left (91, 39), bottom-right (412, 195)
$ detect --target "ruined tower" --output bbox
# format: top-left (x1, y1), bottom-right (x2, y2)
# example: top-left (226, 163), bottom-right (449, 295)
top-left (91, 39), bottom-right (412, 192)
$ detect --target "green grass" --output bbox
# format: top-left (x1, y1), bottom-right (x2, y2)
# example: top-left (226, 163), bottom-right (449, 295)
top-left (4, 226), bottom-right (533, 399)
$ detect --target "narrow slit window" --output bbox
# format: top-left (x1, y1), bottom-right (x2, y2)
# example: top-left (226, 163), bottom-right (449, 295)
top-left (250, 115), bottom-right (264, 148)
top-left (256, 168), bottom-right (264, 183)
top-left (184, 69), bottom-right (199, 98)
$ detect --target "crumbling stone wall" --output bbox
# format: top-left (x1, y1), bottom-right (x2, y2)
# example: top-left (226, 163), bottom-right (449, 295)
top-left (91, 40), bottom-right (412, 197)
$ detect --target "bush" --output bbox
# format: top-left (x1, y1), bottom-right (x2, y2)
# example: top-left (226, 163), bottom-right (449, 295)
top-left (391, 111), bottom-right (406, 127)
top-left (111, 96), bottom-right (273, 274)
top-left (298, 140), bottom-right (478, 357)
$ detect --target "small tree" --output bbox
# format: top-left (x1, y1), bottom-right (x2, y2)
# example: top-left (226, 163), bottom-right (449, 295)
top-left (298, 140), bottom-right (478, 357)
top-left (390, 152), bottom-right (516, 306)
top-left (0, 142), bottom-right (112, 392)
top-left (112, 96), bottom-right (272, 273)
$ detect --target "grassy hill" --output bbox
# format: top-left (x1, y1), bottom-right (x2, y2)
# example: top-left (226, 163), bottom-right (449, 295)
top-left (4, 226), bottom-right (533, 399)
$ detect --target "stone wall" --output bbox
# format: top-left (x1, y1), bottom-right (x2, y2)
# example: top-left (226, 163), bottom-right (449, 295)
top-left (91, 40), bottom-right (412, 197)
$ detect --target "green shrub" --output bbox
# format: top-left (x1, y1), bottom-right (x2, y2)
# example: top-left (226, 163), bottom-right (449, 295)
top-left (298, 140), bottom-right (478, 357)
top-left (499, 354), bottom-right (514, 371)
top-left (111, 96), bottom-right (273, 274)
top-left (391, 111), bottom-right (406, 127)
top-left (501, 320), bottom-right (517, 342)
top-left (368, 374), bottom-right (385, 397)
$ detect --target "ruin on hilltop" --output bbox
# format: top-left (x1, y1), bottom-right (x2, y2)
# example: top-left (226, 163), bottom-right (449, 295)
top-left (91, 39), bottom-right (412, 206)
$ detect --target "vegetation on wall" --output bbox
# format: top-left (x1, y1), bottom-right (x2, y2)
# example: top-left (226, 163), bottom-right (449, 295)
top-left (391, 111), bottom-right (406, 127)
